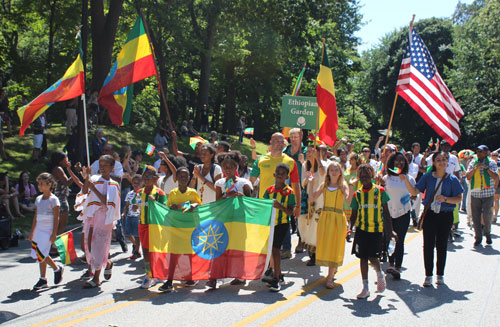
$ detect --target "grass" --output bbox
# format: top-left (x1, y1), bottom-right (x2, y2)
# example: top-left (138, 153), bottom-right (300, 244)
top-left (1, 124), bottom-right (268, 233)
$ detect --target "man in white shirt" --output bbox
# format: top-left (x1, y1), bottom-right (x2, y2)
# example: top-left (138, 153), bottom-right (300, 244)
top-left (425, 140), bottom-right (460, 178)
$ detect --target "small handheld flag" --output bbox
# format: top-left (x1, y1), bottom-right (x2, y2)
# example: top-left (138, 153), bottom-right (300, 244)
top-left (428, 138), bottom-right (434, 148)
top-left (244, 127), bottom-right (254, 135)
top-left (436, 138), bottom-right (440, 145)
top-left (388, 167), bottom-right (402, 175)
top-left (181, 201), bottom-right (191, 213)
top-left (400, 147), bottom-right (406, 154)
top-left (145, 143), bottom-right (155, 156)
top-left (54, 231), bottom-right (78, 265)
top-left (189, 136), bottom-right (208, 150)
top-left (377, 163), bottom-right (384, 176)
top-left (225, 178), bottom-right (236, 193)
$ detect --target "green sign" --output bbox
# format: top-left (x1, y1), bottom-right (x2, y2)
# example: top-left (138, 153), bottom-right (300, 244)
top-left (280, 95), bottom-right (318, 130)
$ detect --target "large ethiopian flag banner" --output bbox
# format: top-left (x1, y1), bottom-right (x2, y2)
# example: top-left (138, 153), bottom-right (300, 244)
top-left (148, 197), bottom-right (275, 281)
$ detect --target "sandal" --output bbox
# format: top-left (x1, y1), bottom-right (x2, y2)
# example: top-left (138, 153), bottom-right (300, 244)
top-left (104, 262), bottom-right (114, 280)
top-left (83, 280), bottom-right (100, 288)
top-left (386, 267), bottom-right (396, 274)
top-left (391, 269), bottom-right (401, 280)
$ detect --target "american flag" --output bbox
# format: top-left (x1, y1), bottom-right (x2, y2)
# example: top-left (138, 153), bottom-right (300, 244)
top-left (396, 29), bottom-right (463, 145)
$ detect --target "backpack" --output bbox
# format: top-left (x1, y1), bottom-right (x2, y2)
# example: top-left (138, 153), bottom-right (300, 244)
top-left (197, 163), bottom-right (219, 184)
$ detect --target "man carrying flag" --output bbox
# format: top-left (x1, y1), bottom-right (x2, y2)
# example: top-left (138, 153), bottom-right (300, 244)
top-left (98, 16), bottom-right (157, 126)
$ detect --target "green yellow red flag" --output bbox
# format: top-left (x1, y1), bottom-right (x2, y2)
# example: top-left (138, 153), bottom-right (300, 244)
top-left (147, 197), bottom-right (275, 280)
top-left (54, 231), bottom-right (77, 265)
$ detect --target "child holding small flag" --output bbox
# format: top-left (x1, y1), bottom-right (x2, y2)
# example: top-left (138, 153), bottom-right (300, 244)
top-left (263, 163), bottom-right (296, 292)
top-left (349, 164), bottom-right (396, 299)
top-left (122, 174), bottom-right (143, 260)
top-left (135, 166), bottom-right (167, 289)
top-left (29, 173), bottom-right (63, 290)
top-left (159, 167), bottom-right (201, 292)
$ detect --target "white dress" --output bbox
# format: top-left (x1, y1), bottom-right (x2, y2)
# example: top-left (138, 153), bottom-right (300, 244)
top-left (298, 164), bottom-right (325, 249)
top-left (196, 164), bottom-right (222, 204)
top-left (31, 194), bottom-right (60, 261)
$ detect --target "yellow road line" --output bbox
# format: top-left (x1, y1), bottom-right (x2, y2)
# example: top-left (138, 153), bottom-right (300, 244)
top-left (29, 288), bottom-right (148, 327)
top-left (260, 268), bottom-right (362, 327)
top-left (53, 291), bottom-right (160, 327)
top-left (256, 230), bottom-right (422, 326)
top-left (232, 258), bottom-right (361, 327)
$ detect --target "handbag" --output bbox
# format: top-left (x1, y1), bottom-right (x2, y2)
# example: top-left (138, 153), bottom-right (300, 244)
top-left (417, 174), bottom-right (447, 230)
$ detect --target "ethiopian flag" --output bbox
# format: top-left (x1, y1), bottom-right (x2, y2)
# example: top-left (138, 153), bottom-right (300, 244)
top-left (148, 197), bottom-right (275, 281)
top-left (54, 231), bottom-right (77, 265)
top-left (316, 42), bottom-right (338, 147)
top-left (17, 43), bottom-right (84, 136)
top-left (98, 16), bottom-right (156, 126)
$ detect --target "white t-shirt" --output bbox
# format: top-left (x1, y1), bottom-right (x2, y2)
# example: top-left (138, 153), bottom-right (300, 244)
top-left (196, 163), bottom-right (222, 204)
top-left (35, 194), bottom-right (60, 216)
top-left (426, 153), bottom-right (460, 175)
top-left (214, 177), bottom-right (252, 196)
top-left (124, 190), bottom-right (140, 217)
top-left (158, 175), bottom-right (177, 196)
top-left (412, 153), bottom-right (423, 166)
top-left (408, 162), bottom-right (419, 180)
top-left (153, 158), bottom-right (162, 175)
top-left (383, 174), bottom-right (415, 218)
top-left (90, 160), bottom-right (124, 178)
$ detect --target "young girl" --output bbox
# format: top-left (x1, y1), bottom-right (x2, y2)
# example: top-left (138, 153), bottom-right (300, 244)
top-left (15, 171), bottom-right (37, 213)
top-left (349, 164), bottom-right (396, 299)
top-left (157, 151), bottom-right (178, 197)
top-left (48, 151), bottom-right (74, 234)
top-left (382, 152), bottom-right (415, 280)
top-left (310, 162), bottom-right (351, 289)
top-left (122, 174), bottom-right (143, 260)
top-left (211, 153), bottom-right (252, 288)
top-left (76, 155), bottom-right (121, 288)
top-left (29, 173), bottom-right (63, 290)
top-left (158, 167), bottom-right (201, 293)
top-left (189, 144), bottom-right (222, 204)
top-left (136, 166), bottom-right (167, 290)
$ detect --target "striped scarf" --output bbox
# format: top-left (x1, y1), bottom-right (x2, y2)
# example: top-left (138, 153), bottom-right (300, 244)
top-left (471, 156), bottom-right (491, 191)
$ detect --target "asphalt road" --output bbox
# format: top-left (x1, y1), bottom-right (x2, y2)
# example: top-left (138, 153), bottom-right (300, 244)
top-left (1, 212), bottom-right (500, 327)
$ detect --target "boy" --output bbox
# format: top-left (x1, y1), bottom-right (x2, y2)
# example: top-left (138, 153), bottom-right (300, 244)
top-left (263, 163), bottom-right (296, 292)
top-left (122, 174), bottom-right (143, 260)
top-left (158, 167), bottom-right (201, 293)
top-left (349, 164), bottom-right (396, 299)
top-left (136, 166), bottom-right (167, 289)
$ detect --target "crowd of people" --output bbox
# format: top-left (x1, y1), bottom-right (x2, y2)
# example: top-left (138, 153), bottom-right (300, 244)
top-left (9, 121), bottom-right (500, 299)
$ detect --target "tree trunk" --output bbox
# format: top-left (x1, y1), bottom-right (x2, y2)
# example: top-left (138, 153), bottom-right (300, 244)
top-left (222, 62), bottom-right (236, 134)
top-left (90, 0), bottom-right (124, 91)
top-left (46, 0), bottom-right (58, 87)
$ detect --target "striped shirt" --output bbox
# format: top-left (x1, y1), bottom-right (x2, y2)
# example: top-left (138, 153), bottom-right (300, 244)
top-left (350, 184), bottom-right (390, 233)
top-left (136, 186), bottom-right (167, 224)
top-left (263, 184), bottom-right (296, 226)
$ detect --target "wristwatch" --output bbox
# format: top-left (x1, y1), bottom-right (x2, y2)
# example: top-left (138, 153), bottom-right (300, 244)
top-left (444, 196), bottom-right (447, 203)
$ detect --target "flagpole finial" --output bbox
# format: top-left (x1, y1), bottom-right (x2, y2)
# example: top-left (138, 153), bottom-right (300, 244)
top-left (410, 15), bottom-right (416, 31)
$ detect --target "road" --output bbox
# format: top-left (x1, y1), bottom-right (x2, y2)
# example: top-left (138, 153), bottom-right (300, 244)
top-left (1, 212), bottom-right (500, 327)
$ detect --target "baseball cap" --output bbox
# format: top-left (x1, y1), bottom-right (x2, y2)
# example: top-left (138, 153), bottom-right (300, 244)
top-left (477, 145), bottom-right (489, 151)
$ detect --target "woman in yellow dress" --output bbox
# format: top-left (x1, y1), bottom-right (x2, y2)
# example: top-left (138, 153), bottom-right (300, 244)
top-left (310, 161), bottom-right (352, 288)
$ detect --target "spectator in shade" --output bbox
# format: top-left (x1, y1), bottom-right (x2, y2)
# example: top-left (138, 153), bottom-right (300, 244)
top-left (15, 171), bottom-right (37, 213)
top-left (92, 129), bottom-right (106, 162)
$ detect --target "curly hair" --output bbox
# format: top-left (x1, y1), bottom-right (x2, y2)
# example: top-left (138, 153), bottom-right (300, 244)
top-left (386, 152), bottom-right (409, 176)
top-left (357, 163), bottom-right (375, 179)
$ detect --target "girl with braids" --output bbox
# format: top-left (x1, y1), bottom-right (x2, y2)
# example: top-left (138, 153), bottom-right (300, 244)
top-left (310, 161), bottom-right (352, 288)
top-left (189, 144), bottom-right (222, 204)
top-left (29, 173), bottom-right (63, 290)
top-left (349, 164), bottom-right (396, 299)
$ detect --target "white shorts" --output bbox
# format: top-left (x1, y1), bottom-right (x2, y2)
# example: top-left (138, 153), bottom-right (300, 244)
top-left (33, 134), bottom-right (43, 149)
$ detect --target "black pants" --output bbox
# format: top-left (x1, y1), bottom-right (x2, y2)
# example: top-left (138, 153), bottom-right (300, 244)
top-left (389, 212), bottom-right (410, 268)
top-left (422, 211), bottom-right (453, 276)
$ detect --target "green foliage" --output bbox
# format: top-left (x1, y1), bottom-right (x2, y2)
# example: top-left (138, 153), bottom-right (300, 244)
top-left (130, 78), bottom-right (160, 127)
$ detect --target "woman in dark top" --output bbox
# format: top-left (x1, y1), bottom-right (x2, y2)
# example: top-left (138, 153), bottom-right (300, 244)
top-left (48, 151), bottom-right (74, 234)
top-left (401, 151), bottom-right (463, 287)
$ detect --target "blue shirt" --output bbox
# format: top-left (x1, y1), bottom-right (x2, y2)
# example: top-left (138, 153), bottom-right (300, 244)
top-left (416, 172), bottom-right (464, 212)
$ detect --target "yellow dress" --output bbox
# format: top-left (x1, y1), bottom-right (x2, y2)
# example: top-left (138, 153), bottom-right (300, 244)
top-left (316, 187), bottom-right (347, 268)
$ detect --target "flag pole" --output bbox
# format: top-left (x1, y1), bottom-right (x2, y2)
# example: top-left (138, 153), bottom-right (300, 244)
top-left (139, 9), bottom-right (174, 132)
top-left (381, 14), bottom-right (415, 157)
top-left (81, 94), bottom-right (90, 167)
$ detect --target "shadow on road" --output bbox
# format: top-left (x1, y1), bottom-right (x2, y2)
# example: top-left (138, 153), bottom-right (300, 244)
top-left (340, 294), bottom-right (397, 317)
top-left (386, 278), bottom-right (472, 316)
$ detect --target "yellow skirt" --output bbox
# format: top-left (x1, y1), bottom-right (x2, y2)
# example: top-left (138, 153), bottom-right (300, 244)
top-left (316, 210), bottom-right (347, 268)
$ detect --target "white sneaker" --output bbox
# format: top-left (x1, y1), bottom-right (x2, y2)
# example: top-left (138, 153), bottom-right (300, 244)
top-left (357, 288), bottom-right (370, 299)
top-left (423, 276), bottom-right (433, 287)
top-left (376, 275), bottom-right (386, 293)
top-left (436, 275), bottom-right (445, 285)
top-left (140, 277), bottom-right (157, 289)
